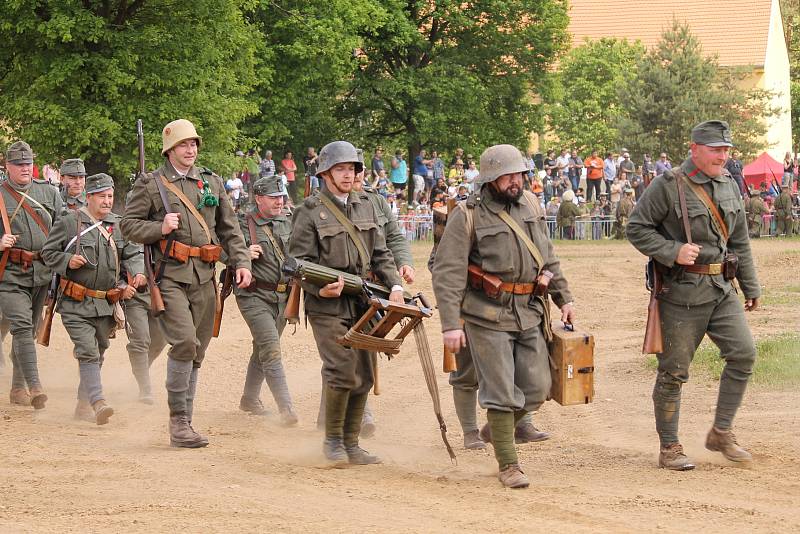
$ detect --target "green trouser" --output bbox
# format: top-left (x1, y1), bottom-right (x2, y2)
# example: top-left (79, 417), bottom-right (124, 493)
top-left (0, 314), bottom-right (8, 370)
top-left (0, 283), bottom-right (47, 390)
top-left (487, 409), bottom-right (528, 469)
top-left (61, 313), bottom-right (115, 405)
top-left (237, 293), bottom-right (293, 412)
top-left (748, 220), bottom-right (761, 238)
top-left (157, 275), bottom-right (215, 416)
top-left (653, 291), bottom-right (755, 447)
top-left (775, 216), bottom-right (791, 235)
top-left (308, 314), bottom-right (374, 394)
top-left (124, 296), bottom-right (167, 397)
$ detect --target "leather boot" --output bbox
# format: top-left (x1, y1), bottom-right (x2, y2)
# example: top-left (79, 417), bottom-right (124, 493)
top-left (29, 387), bottom-right (48, 410)
top-left (705, 427), bottom-right (752, 463)
top-left (658, 442), bottom-right (695, 471)
top-left (169, 413), bottom-right (209, 448)
top-left (239, 396), bottom-right (269, 416)
top-left (463, 429), bottom-right (487, 450)
top-left (74, 399), bottom-right (95, 422)
top-left (279, 407), bottom-right (299, 427)
top-left (346, 445), bottom-right (382, 465)
top-left (514, 422), bottom-right (550, 443)
top-left (92, 400), bottom-right (114, 426)
top-left (323, 437), bottom-right (348, 464)
top-left (498, 463), bottom-right (530, 489)
top-left (9, 387), bottom-right (31, 406)
top-left (479, 422), bottom-right (492, 444)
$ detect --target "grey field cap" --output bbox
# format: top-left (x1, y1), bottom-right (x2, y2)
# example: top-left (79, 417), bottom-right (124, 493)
top-left (253, 176), bottom-right (285, 197)
top-left (691, 120), bottom-right (734, 147)
top-left (85, 173), bottom-right (115, 194)
top-left (476, 144), bottom-right (529, 186)
top-left (6, 141), bottom-right (35, 164)
top-left (60, 158), bottom-right (86, 176)
top-left (317, 141), bottom-right (363, 175)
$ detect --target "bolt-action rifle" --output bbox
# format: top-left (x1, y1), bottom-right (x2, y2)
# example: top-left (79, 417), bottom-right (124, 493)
top-left (137, 119), bottom-right (166, 316)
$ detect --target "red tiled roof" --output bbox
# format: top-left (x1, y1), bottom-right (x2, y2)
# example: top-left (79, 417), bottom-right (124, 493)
top-left (568, 0), bottom-right (773, 67)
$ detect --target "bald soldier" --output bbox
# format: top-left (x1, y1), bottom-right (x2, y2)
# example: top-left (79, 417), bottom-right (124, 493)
top-left (433, 144), bottom-right (575, 488)
top-left (42, 173), bottom-right (141, 424)
top-left (0, 141), bottom-right (62, 409)
top-left (627, 120), bottom-right (760, 470)
top-left (121, 119), bottom-right (251, 448)
top-left (59, 159), bottom-right (87, 213)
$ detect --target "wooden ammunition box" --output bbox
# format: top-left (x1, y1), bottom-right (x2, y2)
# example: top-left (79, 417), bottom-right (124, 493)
top-left (549, 322), bottom-right (595, 406)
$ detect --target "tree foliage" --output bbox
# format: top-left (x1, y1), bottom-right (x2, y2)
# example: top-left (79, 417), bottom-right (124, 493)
top-left (0, 0), bottom-right (261, 179)
top-left (546, 38), bottom-right (645, 153)
top-left (617, 21), bottom-right (779, 162)
top-left (781, 0), bottom-right (799, 151)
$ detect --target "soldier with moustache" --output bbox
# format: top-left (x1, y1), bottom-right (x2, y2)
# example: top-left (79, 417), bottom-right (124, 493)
top-left (0, 141), bottom-right (62, 409)
top-left (121, 119), bottom-right (251, 447)
top-left (236, 176), bottom-right (298, 425)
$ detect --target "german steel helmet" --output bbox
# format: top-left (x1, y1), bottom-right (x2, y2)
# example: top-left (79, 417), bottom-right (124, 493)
top-left (317, 141), bottom-right (363, 175)
top-left (476, 144), bottom-right (529, 186)
top-left (161, 119), bottom-right (202, 155)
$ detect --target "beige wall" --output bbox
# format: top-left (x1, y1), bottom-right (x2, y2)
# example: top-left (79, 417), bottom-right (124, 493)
top-left (762, 0), bottom-right (793, 160)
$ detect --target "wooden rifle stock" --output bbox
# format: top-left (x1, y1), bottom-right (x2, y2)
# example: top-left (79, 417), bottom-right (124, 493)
top-left (144, 245), bottom-right (165, 316)
top-left (443, 346), bottom-right (457, 373)
top-left (212, 267), bottom-right (234, 338)
top-left (304, 173), bottom-right (311, 198)
top-left (284, 281), bottom-right (301, 325)
top-left (36, 274), bottom-right (59, 347)
top-left (642, 261), bottom-right (663, 354)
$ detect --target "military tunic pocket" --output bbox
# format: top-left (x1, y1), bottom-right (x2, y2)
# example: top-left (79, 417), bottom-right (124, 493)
top-left (316, 223), bottom-right (350, 270)
top-left (475, 224), bottom-right (514, 274)
top-left (719, 199), bottom-right (741, 233)
top-left (674, 202), bottom-right (710, 242)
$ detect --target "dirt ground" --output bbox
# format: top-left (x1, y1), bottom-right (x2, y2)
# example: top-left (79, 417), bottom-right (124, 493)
top-left (1, 238), bottom-right (799, 533)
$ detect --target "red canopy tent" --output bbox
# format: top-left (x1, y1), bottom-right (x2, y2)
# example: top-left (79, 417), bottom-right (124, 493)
top-left (742, 152), bottom-right (785, 191)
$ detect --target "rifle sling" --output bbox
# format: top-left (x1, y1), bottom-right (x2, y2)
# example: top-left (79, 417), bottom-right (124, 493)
top-left (247, 213), bottom-right (284, 264)
top-left (159, 176), bottom-right (212, 244)
top-left (319, 194), bottom-right (370, 278)
top-left (0, 190), bottom-right (10, 282)
top-left (2, 182), bottom-right (50, 236)
top-left (676, 170), bottom-right (693, 244)
top-left (496, 209), bottom-right (545, 275)
top-left (79, 208), bottom-right (120, 279)
top-left (682, 177), bottom-right (730, 242)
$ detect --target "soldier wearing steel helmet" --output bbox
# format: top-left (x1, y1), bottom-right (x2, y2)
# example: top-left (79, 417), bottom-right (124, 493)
top-left (432, 144), bottom-right (575, 489)
top-left (289, 140), bottom-right (404, 466)
top-left (121, 119), bottom-right (252, 448)
top-left (59, 159), bottom-right (87, 214)
top-left (627, 120), bottom-right (761, 471)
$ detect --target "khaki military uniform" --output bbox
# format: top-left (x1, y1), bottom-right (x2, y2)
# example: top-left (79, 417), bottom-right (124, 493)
top-left (236, 207), bottom-right (294, 416)
top-left (615, 196), bottom-right (635, 239)
top-left (557, 200), bottom-right (580, 239)
top-left (774, 190), bottom-right (792, 236)
top-left (61, 190), bottom-right (86, 214)
top-left (627, 158), bottom-right (760, 448)
top-left (747, 195), bottom-right (766, 237)
top-left (120, 160), bottom-right (250, 419)
top-left (41, 208), bottom-right (140, 405)
top-left (0, 178), bottom-right (61, 397)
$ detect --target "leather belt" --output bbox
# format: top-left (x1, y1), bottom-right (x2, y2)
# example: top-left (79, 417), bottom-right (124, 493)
top-left (684, 263), bottom-right (723, 275)
top-left (8, 248), bottom-right (41, 271)
top-left (245, 278), bottom-right (290, 293)
top-left (498, 281), bottom-right (537, 295)
top-left (59, 278), bottom-right (123, 303)
top-left (159, 239), bottom-right (222, 264)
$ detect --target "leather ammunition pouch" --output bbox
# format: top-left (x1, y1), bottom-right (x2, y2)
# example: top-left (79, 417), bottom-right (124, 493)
top-left (160, 240), bottom-right (222, 264)
top-left (59, 278), bottom-right (123, 303)
top-left (8, 248), bottom-right (40, 271)
top-left (468, 264), bottom-right (549, 299)
top-left (683, 254), bottom-right (738, 281)
top-left (245, 278), bottom-right (290, 293)
top-left (723, 253), bottom-right (738, 281)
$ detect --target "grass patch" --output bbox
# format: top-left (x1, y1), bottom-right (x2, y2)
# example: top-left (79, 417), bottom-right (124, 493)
top-left (646, 333), bottom-right (800, 388)
top-left (760, 285), bottom-right (800, 306)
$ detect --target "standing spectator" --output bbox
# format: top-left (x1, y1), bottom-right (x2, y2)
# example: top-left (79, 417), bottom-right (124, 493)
top-left (389, 149), bottom-right (408, 199)
top-left (303, 147), bottom-right (319, 195)
top-left (281, 150), bottom-right (297, 202)
top-left (724, 149), bottom-right (746, 197)
top-left (525, 150), bottom-right (537, 180)
top-left (782, 151), bottom-right (796, 190)
top-left (413, 148), bottom-right (432, 196)
top-left (568, 149), bottom-right (583, 192)
top-left (543, 150), bottom-right (557, 203)
top-left (431, 151), bottom-right (445, 184)
top-left (642, 154), bottom-right (656, 187)
top-left (655, 152), bottom-right (671, 177)
top-left (450, 148), bottom-right (465, 168)
top-left (617, 152), bottom-right (635, 182)
top-left (259, 149), bottom-right (276, 178)
top-left (584, 149), bottom-right (603, 202)
top-left (463, 160), bottom-right (479, 190)
top-left (448, 159), bottom-right (465, 183)
top-left (225, 173), bottom-right (244, 211)
top-left (371, 147), bottom-right (385, 180)
top-left (603, 152), bottom-right (616, 196)
top-left (375, 170), bottom-right (391, 197)
top-left (556, 148), bottom-right (570, 187)
top-left (42, 162), bottom-right (60, 187)
top-left (610, 177), bottom-right (623, 209)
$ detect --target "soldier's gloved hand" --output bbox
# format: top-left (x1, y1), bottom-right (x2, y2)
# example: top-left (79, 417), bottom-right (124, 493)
top-left (389, 289), bottom-right (404, 304)
top-left (443, 329), bottom-right (466, 354)
top-left (744, 297), bottom-right (760, 312)
top-left (249, 244), bottom-right (263, 260)
top-left (131, 273), bottom-right (147, 288)
top-left (675, 243), bottom-right (702, 265)
top-left (68, 254), bottom-right (87, 269)
top-left (235, 267), bottom-right (253, 289)
top-left (398, 265), bottom-right (415, 284)
top-left (560, 302), bottom-right (575, 324)
top-left (319, 276), bottom-right (344, 298)
top-left (161, 213), bottom-right (181, 235)
top-left (0, 233), bottom-right (18, 250)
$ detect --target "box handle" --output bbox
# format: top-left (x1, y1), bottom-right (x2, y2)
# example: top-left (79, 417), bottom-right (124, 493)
top-left (578, 366), bottom-right (594, 374)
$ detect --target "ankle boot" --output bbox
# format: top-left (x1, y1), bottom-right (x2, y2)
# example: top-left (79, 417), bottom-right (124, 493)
top-left (9, 387), bottom-right (31, 406)
top-left (92, 400), bottom-right (114, 425)
top-left (706, 427), bottom-right (752, 463)
top-left (74, 399), bottom-right (95, 422)
top-left (169, 413), bottom-right (208, 448)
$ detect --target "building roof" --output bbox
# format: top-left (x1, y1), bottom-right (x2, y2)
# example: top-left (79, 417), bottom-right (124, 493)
top-left (568, 0), bottom-right (773, 68)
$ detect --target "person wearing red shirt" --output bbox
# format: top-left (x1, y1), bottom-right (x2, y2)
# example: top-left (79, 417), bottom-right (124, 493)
top-left (281, 150), bottom-right (297, 202)
top-left (583, 149), bottom-right (604, 202)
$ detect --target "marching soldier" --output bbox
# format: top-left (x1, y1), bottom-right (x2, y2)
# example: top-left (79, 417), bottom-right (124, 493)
top-left (614, 188), bottom-right (635, 239)
top-left (0, 141), bottom-right (62, 409)
top-left (774, 184), bottom-right (793, 236)
top-left (746, 188), bottom-right (766, 238)
top-left (289, 140), bottom-right (403, 465)
top-left (59, 159), bottom-right (87, 213)
top-left (41, 173), bottom-right (140, 424)
top-left (433, 144), bottom-right (575, 488)
top-left (121, 119), bottom-right (251, 448)
top-left (236, 176), bottom-right (298, 425)
top-left (627, 120), bottom-right (760, 471)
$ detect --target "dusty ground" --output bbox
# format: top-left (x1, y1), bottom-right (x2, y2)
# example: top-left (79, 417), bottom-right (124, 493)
top-left (1, 238), bottom-right (799, 533)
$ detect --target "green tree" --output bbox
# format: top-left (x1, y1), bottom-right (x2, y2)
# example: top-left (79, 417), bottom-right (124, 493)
top-left (618, 20), bottom-right (779, 161)
top-left (0, 0), bottom-right (261, 179)
top-left (781, 0), bottom-right (799, 151)
top-left (547, 38), bottom-right (645, 153)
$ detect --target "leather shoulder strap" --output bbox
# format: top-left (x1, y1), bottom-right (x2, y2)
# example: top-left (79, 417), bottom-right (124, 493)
top-left (246, 213), bottom-right (258, 246)
top-left (319, 194), bottom-right (369, 277)
top-left (673, 169), bottom-right (693, 244)
top-left (683, 178), bottom-right (730, 242)
top-left (497, 209), bottom-right (545, 274)
top-left (2, 182), bottom-right (50, 236)
top-left (247, 213), bottom-right (285, 263)
top-left (79, 207), bottom-right (119, 275)
top-left (0, 190), bottom-right (10, 282)
top-left (160, 177), bottom-right (212, 243)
